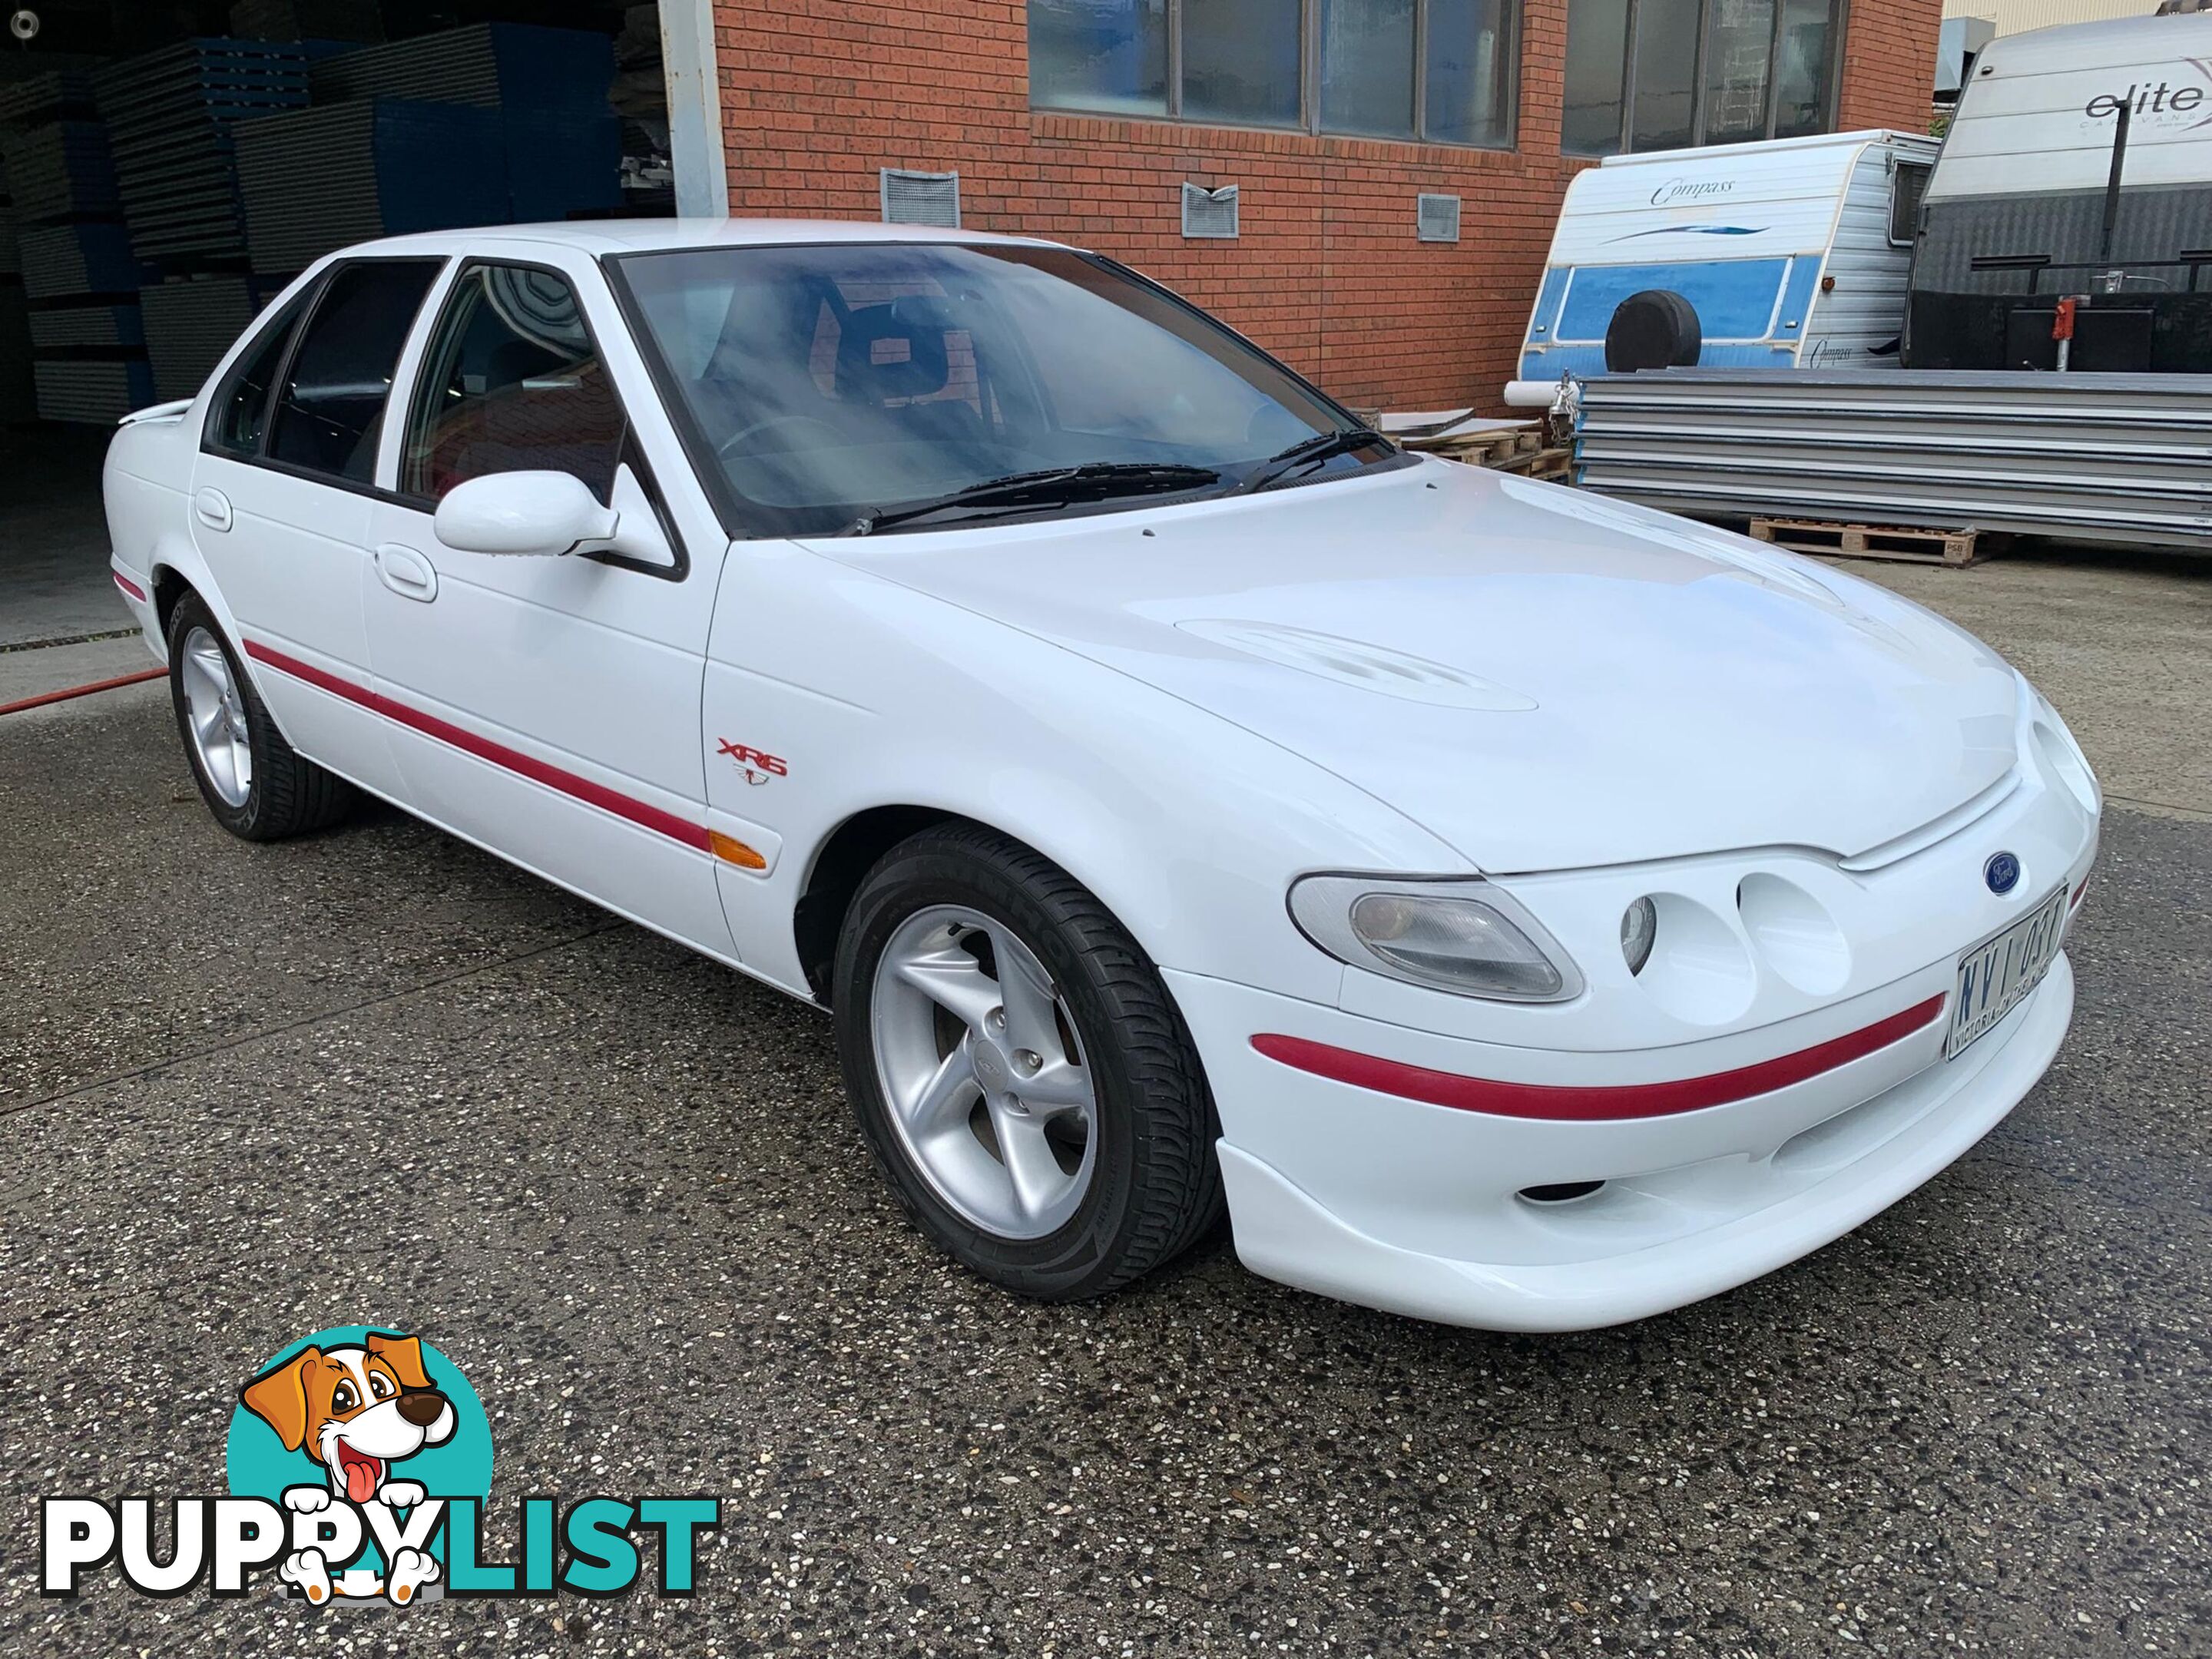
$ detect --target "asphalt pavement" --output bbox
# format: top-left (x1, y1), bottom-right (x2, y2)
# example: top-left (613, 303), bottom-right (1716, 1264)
top-left (1, 654), bottom-right (2207, 1657)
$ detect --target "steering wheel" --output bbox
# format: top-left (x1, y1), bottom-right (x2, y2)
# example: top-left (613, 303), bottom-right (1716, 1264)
top-left (716, 413), bottom-right (843, 459)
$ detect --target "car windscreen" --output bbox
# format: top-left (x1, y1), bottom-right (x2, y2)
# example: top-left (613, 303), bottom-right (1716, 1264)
top-left (608, 242), bottom-right (1381, 537)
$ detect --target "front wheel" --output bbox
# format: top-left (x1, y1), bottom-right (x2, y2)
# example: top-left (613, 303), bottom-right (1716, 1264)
top-left (832, 823), bottom-right (1224, 1300)
top-left (167, 592), bottom-right (356, 840)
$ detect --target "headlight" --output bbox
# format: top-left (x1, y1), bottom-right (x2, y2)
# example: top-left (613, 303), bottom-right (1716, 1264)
top-left (2030, 690), bottom-right (2100, 816)
top-left (1288, 874), bottom-right (1584, 1002)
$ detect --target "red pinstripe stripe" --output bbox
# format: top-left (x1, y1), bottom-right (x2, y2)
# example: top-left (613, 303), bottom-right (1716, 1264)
top-left (243, 641), bottom-right (713, 853)
top-left (1250, 994), bottom-right (1949, 1122)
top-left (113, 571), bottom-right (147, 603)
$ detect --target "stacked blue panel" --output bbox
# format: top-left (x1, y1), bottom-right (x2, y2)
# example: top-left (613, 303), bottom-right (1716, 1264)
top-left (310, 23), bottom-right (619, 224)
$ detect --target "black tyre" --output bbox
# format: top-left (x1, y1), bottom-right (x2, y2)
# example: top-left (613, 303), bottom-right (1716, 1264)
top-left (832, 822), bottom-right (1224, 1300)
top-left (1604, 288), bottom-right (1703, 373)
top-left (166, 591), bottom-right (356, 841)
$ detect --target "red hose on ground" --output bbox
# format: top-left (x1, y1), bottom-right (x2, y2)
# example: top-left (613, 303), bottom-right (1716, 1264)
top-left (0, 667), bottom-right (165, 718)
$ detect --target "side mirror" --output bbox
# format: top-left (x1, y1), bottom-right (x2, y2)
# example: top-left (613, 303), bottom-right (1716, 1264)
top-left (433, 471), bottom-right (620, 557)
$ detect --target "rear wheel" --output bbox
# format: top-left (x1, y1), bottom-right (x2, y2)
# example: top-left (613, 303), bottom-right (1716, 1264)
top-left (167, 592), bottom-right (355, 840)
top-left (833, 823), bottom-right (1224, 1300)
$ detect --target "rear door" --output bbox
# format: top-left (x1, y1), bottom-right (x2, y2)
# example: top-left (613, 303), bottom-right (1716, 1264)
top-left (191, 258), bottom-right (444, 797)
top-left (361, 248), bottom-right (733, 956)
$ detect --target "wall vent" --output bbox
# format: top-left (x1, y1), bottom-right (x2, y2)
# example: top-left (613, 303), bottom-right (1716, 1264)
top-left (880, 168), bottom-right (960, 228)
top-left (1181, 182), bottom-right (1240, 240)
top-left (1417, 193), bottom-right (1462, 243)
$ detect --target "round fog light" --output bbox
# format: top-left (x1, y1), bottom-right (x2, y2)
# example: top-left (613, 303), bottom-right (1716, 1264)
top-left (1621, 896), bottom-right (1657, 976)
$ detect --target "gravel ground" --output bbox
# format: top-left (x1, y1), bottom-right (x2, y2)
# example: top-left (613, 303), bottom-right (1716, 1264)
top-left (1, 677), bottom-right (2207, 1659)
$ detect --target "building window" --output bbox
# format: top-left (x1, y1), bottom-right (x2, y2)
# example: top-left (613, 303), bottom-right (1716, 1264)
top-left (1028, 0), bottom-right (1518, 149)
top-left (1561, 0), bottom-right (1839, 156)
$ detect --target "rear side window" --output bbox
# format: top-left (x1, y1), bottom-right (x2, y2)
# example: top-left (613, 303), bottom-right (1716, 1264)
top-left (267, 260), bottom-right (442, 484)
top-left (204, 290), bottom-right (314, 459)
top-left (401, 263), bottom-right (627, 503)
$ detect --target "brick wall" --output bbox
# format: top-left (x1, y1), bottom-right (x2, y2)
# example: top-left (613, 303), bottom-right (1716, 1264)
top-left (712, 0), bottom-right (1939, 412)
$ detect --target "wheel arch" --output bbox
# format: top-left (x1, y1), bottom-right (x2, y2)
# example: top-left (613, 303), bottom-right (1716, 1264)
top-left (792, 803), bottom-right (966, 1002)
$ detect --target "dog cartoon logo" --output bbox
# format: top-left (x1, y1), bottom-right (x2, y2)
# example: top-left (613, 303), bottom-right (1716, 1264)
top-left (228, 1326), bottom-right (491, 1608)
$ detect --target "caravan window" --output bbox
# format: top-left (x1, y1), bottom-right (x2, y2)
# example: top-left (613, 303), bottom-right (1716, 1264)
top-left (1889, 160), bottom-right (1932, 246)
top-left (1556, 259), bottom-right (1792, 341)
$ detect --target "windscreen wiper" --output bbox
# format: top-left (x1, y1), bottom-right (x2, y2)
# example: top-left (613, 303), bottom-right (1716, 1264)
top-left (840, 462), bottom-right (1224, 536)
top-left (1233, 427), bottom-right (1392, 496)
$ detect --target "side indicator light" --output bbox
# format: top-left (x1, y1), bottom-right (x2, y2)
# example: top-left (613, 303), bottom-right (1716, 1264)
top-left (710, 831), bottom-right (767, 870)
top-left (2069, 879), bottom-right (2088, 912)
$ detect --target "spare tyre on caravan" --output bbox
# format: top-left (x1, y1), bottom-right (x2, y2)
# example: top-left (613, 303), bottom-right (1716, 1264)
top-left (1507, 129), bottom-right (1938, 406)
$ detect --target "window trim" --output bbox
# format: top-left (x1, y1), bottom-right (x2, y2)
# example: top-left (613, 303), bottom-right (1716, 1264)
top-left (1031, 0), bottom-right (1521, 152)
top-left (1888, 155), bottom-right (1932, 247)
top-left (392, 254), bottom-right (690, 584)
top-left (199, 278), bottom-right (325, 462)
top-left (1562, 0), bottom-right (1846, 157)
top-left (252, 256), bottom-right (449, 488)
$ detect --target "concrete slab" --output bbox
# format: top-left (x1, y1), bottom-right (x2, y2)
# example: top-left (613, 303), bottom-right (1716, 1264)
top-left (0, 632), bottom-right (158, 707)
top-left (0, 423), bottom-right (120, 647)
top-left (0, 670), bottom-right (2208, 1657)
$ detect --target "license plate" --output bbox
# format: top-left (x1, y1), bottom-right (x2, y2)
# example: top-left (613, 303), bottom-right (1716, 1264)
top-left (1946, 886), bottom-right (2069, 1058)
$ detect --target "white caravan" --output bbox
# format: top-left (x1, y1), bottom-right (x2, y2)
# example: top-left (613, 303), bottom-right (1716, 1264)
top-left (1507, 129), bottom-right (1938, 405)
top-left (1905, 11), bottom-right (2212, 371)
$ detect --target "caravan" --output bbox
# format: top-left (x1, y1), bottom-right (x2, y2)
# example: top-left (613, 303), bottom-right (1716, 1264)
top-left (1905, 12), bottom-right (2212, 371)
top-left (1507, 130), bottom-right (1937, 405)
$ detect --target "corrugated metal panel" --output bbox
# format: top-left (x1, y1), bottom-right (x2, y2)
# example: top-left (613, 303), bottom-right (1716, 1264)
top-left (1573, 366), bottom-right (2212, 547)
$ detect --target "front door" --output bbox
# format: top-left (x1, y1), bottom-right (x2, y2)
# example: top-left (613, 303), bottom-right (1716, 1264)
top-left (362, 253), bottom-right (731, 957)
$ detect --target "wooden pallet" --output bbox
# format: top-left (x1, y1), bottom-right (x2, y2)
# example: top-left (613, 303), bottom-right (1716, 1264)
top-left (1404, 425), bottom-right (1541, 465)
top-left (1749, 517), bottom-right (1980, 567)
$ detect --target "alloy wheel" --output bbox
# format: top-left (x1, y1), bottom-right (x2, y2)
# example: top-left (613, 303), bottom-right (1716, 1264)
top-left (869, 903), bottom-right (1098, 1239)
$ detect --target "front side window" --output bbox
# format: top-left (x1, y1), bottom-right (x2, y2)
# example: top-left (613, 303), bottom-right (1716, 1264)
top-left (267, 260), bottom-right (442, 483)
top-left (611, 242), bottom-right (1390, 538)
top-left (204, 289), bottom-right (315, 459)
top-left (1561, 0), bottom-right (1839, 156)
top-left (402, 263), bottom-right (628, 503)
top-left (1028, 0), bottom-right (1516, 149)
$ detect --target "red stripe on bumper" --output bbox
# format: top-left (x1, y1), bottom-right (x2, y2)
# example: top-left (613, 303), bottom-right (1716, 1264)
top-left (243, 641), bottom-right (713, 853)
top-left (1250, 994), bottom-right (1950, 1122)
top-left (113, 571), bottom-right (147, 603)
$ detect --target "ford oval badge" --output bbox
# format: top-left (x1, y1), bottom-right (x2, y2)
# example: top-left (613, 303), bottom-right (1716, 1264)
top-left (1985, 852), bottom-right (2022, 895)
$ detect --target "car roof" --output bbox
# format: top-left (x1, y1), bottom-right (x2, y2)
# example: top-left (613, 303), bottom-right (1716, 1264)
top-left (337, 217), bottom-right (1075, 260)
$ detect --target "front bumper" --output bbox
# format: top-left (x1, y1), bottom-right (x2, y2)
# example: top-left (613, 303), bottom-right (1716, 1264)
top-left (1170, 952), bottom-right (2074, 1333)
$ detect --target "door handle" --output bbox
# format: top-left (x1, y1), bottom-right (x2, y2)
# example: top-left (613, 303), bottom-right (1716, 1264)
top-left (374, 543), bottom-right (439, 603)
top-left (193, 488), bottom-right (232, 532)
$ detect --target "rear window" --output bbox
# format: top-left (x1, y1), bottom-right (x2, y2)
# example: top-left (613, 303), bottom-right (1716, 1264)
top-left (1555, 258), bottom-right (1792, 342)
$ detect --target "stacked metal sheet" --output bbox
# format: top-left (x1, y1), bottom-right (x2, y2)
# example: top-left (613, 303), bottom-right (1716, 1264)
top-left (96, 41), bottom-right (312, 270)
top-left (140, 275), bottom-right (262, 402)
top-left (17, 222), bottom-right (142, 301)
top-left (0, 71), bottom-right (101, 131)
top-left (0, 155), bottom-right (16, 281)
top-left (310, 24), bottom-right (619, 223)
top-left (0, 122), bottom-right (121, 221)
top-left (0, 280), bottom-right (31, 423)
top-left (228, 0), bottom-right (386, 43)
top-left (27, 302), bottom-right (144, 349)
top-left (1572, 369), bottom-right (2212, 551)
top-left (310, 23), bottom-right (609, 108)
top-left (32, 358), bottom-right (156, 424)
top-left (233, 98), bottom-right (505, 277)
top-left (0, 67), bottom-right (145, 423)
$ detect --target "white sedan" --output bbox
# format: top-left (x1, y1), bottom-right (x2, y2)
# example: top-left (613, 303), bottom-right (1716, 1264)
top-left (102, 220), bottom-right (2099, 1332)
